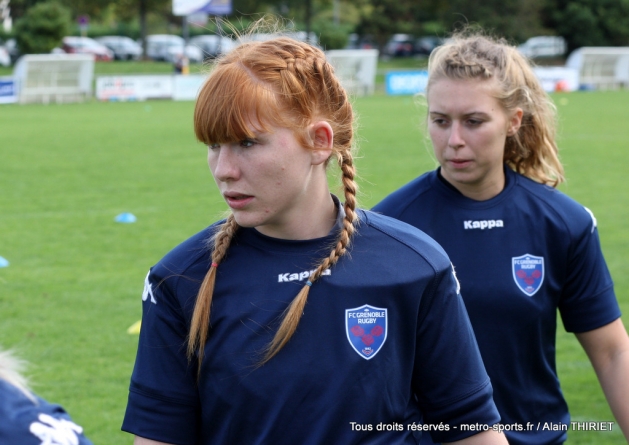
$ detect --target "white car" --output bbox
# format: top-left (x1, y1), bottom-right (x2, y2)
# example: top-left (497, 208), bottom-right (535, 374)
top-left (146, 34), bottom-right (203, 63)
top-left (518, 36), bottom-right (566, 59)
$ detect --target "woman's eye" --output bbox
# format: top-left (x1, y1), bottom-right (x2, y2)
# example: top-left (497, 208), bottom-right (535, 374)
top-left (208, 143), bottom-right (220, 150)
top-left (467, 119), bottom-right (482, 126)
top-left (240, 139), bottom-right (255, 148)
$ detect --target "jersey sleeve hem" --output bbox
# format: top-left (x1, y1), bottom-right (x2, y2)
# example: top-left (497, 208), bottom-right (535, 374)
top-left (128, 384), bottom-right (199, 407)
top-left (122, 388), bottom-right (199, 445)
top-left (424, 379), bottom-right (501, 443)
top-left (560, 285), bottom-right (621, 333)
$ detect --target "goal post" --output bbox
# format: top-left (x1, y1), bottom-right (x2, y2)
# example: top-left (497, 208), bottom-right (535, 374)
top-left (13, 54), bottom-right (95, 104)
top-left (325, 49), bottom-right (379, 96)
top-left (566, 47), bottom-right (629, 90)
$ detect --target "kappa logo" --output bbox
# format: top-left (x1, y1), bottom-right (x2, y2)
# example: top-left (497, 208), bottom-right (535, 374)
top-left (142, 271), bottom-right (157, 304)
top-left (29, 413), bottom-right (83, 445)
top-left (463, 219), bottom-right (504, 230)
top-left (278, 268), bottom-right (331, 283)
top-left (345, 305), bottom-right (387, 360)
top-left (512, 254), bottom-right (545, 296)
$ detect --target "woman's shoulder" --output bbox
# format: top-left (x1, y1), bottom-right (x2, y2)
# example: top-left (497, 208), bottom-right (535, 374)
top-left (357, 209), bottom-right (451, 272)
top-left (514, 173), bottom-right (597, 234)
top-left (372, 170), bottom-right (437, 218)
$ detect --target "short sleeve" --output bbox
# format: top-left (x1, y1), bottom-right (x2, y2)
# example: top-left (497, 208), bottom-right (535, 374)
top-left (413, 264), bottom-right (501, 443)
top-left (121, 267), bottom-right (201, 445)
top-left (559, 210), bottom-right (620, 333)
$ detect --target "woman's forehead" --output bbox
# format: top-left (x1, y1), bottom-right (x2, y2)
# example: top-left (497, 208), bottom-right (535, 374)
top-left (427, 77), bottom-right (503, 113)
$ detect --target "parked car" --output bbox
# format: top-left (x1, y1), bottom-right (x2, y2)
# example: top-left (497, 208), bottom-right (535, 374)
top-left (96, 36), bottom-right (142, 60)
top-left (62, 36), bottom-right (113, 61)
top-left (145, 34), bottom-right (203, 63)
top-left (385, 34), bottom-right (415, 57)
top-left (414, 36), bottom-right (444, 56)
top-left (345, 33), bottom-right (376, 50)
top-left (517, 36), bottom-right (566, 58)
top-left (189, 34), bottom-right (236, 59)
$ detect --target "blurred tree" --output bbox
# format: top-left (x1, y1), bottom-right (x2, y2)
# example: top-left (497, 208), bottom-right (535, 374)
top-left (5, 0), bottom-right (37, 19)
top-left (543, 0), bottom-right (629, 52)
top-left (8, 0), bottom-right (359, 41)
top-left (309, 0), bottom-right (363, 49)
top-left (355, 0), bottom-right (551, 52)
top-left (113, 0), bottom-right (170, 23)
top-left (10, 0), bottom-right (112, 21)
top-left (14, 0), bottom-right (71, 53)
top-left (355, 0), bottom-right (420, 51)
top-left (61, 0), bottom-right (111, 18)
top-left (420, 0), bottom-right (549, 43)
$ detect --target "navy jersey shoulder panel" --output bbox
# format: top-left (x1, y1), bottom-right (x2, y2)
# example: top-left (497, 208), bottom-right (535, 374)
top-left (513, 173), bottom-right (596, 240)
top-left (372, 171), bottom-right (436, 219)
top-left (358, 208), bottom-right (451, 272)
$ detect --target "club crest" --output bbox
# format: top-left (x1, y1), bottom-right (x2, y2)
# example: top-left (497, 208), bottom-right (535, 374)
top-left (345, 305), bottom-right (387, 360)
top-left (512, 254), bottom-right (544, 296)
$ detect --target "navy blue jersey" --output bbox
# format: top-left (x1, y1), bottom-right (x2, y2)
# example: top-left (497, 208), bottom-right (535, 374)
top-left (0, 380), bottom-right (94, 445)
top-left (122, 209), bottom-right (500, 444)
top-left (373, 168), bottom-right (620, 445)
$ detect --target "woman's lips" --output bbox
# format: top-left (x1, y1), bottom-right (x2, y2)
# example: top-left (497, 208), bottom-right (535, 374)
top-left (448, 159), bottom-right (472, 169)
top-left (224, 193), bottom-right (254, 209)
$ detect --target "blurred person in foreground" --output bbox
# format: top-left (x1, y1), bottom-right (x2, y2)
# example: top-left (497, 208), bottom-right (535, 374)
top-left (374, 30), bottom-right (629, 445)
top-left (121, 20), bottom-right (507, 445)
top-left (0, 348), bottom-right (94, 445)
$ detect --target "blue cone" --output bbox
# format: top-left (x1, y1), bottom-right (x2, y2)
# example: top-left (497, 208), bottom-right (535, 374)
top-left (115, 212), bottom-right (137, 223)
top-left (0, 256), bottom-right (9, 268)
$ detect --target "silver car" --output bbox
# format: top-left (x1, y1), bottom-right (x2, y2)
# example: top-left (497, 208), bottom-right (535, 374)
top-left (189, 35), bottom-right (236, 60)
top-left (146, 34), bottom-right (203, 63)
top-left (96, 36), bottom-right (142, 60)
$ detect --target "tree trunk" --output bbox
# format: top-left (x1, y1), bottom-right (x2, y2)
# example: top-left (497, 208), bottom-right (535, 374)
top-left (140, 0), bottom-right (147, 59)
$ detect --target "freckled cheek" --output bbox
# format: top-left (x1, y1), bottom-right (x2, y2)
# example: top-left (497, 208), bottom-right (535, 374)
top-left (272, 164), bottom-right (288, 187)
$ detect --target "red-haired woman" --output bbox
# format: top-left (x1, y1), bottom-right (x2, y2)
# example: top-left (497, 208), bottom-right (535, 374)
top-left (122, 32), bottom-right (507, 445)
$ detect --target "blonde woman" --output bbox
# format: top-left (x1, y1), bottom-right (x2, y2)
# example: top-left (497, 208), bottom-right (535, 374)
top-left (0, 348), bottom-right (93, 444)
top-left (374, 32), bottom-right (629, 445)
top-left (122, 32), bottom-right (507, 445)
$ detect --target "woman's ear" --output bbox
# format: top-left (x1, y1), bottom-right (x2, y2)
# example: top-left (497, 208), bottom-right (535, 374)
top-left (507, 108), bottom-right (524, 136)
top-left (309, 121), bottom-right (334, 165)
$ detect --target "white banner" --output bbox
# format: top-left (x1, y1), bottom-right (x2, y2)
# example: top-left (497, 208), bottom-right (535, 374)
top-left (96, 75), bottom-right (174, 101)
top-left (173, 74), bottom-right (207, 101)
top-left (173, 0), bottom-right (232, 16)
top-left (532, 67), bottom-right (580, 92)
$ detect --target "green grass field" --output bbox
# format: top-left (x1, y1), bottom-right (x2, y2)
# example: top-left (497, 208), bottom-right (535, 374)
top-left (0, 90), bottom-right (628, 444)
